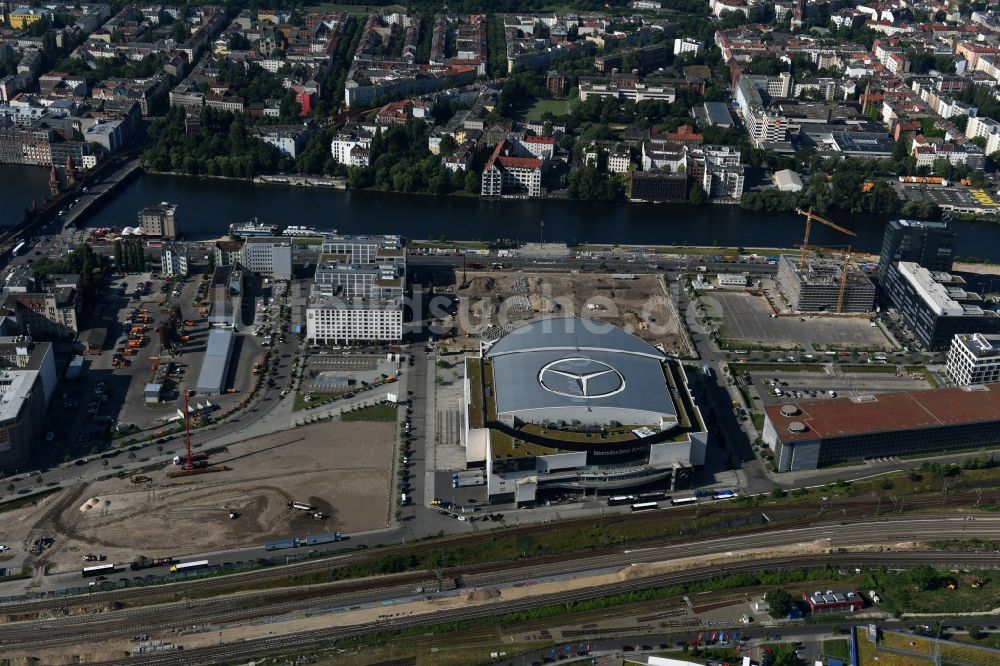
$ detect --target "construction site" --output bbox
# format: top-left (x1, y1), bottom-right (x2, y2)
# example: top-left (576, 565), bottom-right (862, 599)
top-left (450, 270), bottom-right (692, 355)
top-left (4, 420), bottom-right (395, 575)
top-left (775, 255), bottom-right (877, 313)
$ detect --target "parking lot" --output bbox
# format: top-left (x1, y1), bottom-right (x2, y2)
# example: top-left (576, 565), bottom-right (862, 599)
top-left (703, 291), bottom-right (892, 351)
top-left (738, 364), bottom-right (935, 408)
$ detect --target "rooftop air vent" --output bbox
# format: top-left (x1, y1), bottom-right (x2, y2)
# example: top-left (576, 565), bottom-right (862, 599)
top-left (787, 421), bottom-right (808, 434)
top-left (779, 404), bottom-right (800, 417)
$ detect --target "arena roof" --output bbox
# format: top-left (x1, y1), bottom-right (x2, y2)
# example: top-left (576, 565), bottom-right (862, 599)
top-left (485, 318), bottom-right (675, 426)
top-left (765, 384), bottom-right (1000, 442)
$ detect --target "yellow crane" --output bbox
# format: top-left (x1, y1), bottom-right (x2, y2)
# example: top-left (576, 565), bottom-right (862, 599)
top-left (804, 243), bottom-right (855, 315)
top-left (794, 207), bottom-right (857, 269)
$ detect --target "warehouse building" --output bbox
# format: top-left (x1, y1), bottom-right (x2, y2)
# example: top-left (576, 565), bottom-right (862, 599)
top-left (463, 318), bottom-right (708, 505)
top-left (776, 255), bottom-right (875, 313)
top-left (195, 329), bottom-right (234, 394)
top-left (762, 385), bottom-right (1000, 471)
top-left (881, 262), bottom-right (1000, 350)
top-left (804, 590), bottom-right (864, 614)
top-left (946, 333), bottom-right (1000, 385)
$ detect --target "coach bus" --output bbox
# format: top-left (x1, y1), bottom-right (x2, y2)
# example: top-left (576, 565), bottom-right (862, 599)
top-left (82, 563), bottom-right (115, 578)
top-left (671, 496), bottom-right (699, 507)
top-left (630, 502), bottom-right (659, 512)
top-left (607, 495), bottom-right (637, 507)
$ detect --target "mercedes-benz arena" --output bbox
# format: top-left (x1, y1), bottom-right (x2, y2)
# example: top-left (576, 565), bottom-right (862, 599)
top-left (463, 317), bottom-right (708, 506)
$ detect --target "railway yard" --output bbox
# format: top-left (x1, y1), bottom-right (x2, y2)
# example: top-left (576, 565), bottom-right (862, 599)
top-left (2, 421), bottom-right (393, 576)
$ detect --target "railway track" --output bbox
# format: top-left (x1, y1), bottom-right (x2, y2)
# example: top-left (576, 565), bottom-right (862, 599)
top-left (4, 519), bottom-right (1000, 652)
top-left (81, 551), bottom-right (1000, 666)
top-left (3, 492), bottom-right (995, 616)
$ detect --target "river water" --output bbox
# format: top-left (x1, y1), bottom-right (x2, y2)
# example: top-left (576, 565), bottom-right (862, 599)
top-left (0, 165), bottom-right (54, 228)
top-left (10, 168), bottom-right (1000, 260)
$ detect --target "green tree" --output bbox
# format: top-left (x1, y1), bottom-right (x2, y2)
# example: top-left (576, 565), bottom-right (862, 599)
top-left (688, 183), bottom-right (707, 205)
top-left (764, 589), bottom-right (793, 618)
top-left (907, 564), bottom-right (939, 591)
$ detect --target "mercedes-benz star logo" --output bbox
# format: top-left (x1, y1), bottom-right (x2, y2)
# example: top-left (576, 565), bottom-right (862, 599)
top-left (538, 358), bottom-right (626, 399)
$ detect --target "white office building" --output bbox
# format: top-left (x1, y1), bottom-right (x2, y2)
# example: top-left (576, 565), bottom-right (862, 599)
top-left (946, 333), bottom-right (1000, 385)
top-left (306, 234), bottom-right (406, 344)
top-left (239, 237), bottom-right (293, 280)
top-left (673, 37), bottom-right (702, 56)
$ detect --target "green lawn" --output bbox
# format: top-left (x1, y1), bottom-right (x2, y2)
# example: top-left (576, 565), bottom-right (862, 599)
top-left (823, 639), bottom-right (851, 662)
top-left (919, 116), bottom-right (945, 138)
top-left (523, 98), bottom-right (573, 120)
top-left (341, 403), bottom-right (398, 422)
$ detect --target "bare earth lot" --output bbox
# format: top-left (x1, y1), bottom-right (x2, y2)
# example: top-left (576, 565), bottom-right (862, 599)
top-left (6, 421), bottom-right (394, 576)
top-left (454, 271), bottom-right (690, 353)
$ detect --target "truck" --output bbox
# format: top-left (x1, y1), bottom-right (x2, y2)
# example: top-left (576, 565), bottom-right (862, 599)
top-left (264, 538), bottom-right (300, 551)
top-left (287, 501), bottom-right (314, 511)
top-left (452, 476), bottom-right (485, 488)
top-left (172, 453), bottom-right (208, 466)
top-left (170, 560), bottom-right (209, 573)
top-left (129, 556), bottom-right (177, 571)
top-left (305, 532), bottom-right (342, 545)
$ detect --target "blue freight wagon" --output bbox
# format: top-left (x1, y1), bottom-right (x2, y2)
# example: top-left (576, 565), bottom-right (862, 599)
top-left (305, 532), bottom-right (342, 546)
top-left (264, 538), bottom-right (300, 551)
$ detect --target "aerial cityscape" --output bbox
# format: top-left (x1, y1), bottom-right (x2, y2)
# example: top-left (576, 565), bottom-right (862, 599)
top-left (1, 0), bottom-right (1000, 665)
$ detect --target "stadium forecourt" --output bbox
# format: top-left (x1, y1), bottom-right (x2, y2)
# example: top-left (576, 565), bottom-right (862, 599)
top-left (462, 317), bottom-right (708, 506)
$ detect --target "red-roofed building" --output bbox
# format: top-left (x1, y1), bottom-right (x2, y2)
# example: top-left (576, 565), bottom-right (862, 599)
top-left (521, 135), bottom-right (556, 159)
top-left (481, 139), bottom-right (542, 198)
top-left (804, 590), bottom-right (864, 614)
top-left (763, 385), bottom-right (1000, 471)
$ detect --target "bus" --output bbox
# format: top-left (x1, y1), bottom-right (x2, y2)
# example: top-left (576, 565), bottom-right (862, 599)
top-left (11, 241), bottom-right (25, 256)
top-left (639, 491), bottom-right (668, 502)
top-left (630, 502), bottom-right (659, 512)
top-left (671, 496), bottom-right (699, 506)
top-left (170, 559), bottom-right (209, 573)
top-left (713, 490), bottom-right (738, 501)
top-left (607, 495), bottom-right (637, 507)
top-left (82, 563), bottom-right (115, 578)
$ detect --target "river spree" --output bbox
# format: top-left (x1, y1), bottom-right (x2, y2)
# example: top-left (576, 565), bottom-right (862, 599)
top-left (10, 168), bottom-right (1000, 261)
top-left (0, 165), bottom-right (54, 228)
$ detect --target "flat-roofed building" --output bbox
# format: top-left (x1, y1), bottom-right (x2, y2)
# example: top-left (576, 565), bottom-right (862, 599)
top-left (876, 219), bottom-right (954, 285)
top-left (195, 329), bottom-right (234, 394)
top-left (776, 255), bottom-right (875, 313)
top-left (138, 201), bottom-right (178, 239)
top-left (0, 340), bottom-right (58, 472)
top-left (946, 333), bottom-right (1000, 385)
top-left (763, 385), bottom-right (1000, 470)
top-left (882, 262), bottom-right (1000, 350)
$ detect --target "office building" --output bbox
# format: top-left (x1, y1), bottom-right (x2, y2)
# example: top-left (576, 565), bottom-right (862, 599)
top-left (673, 38), bottom-right (702, 56)
top-left (876, 219), bottom-right (955, 285)
top-left (881, 262), bottom-right (1000, 350)
top-left (463, 318), bottom-right (707, 505)
top-left (946, 333), bottom-right (1000, 385)
top-left (776, 255), bottom-right (876, 313)
top-left (763, 385), bottom-right (1000, 471)
top-left (0, 340), bottom-right (57, 472)
top-left (240, 237), bottom-right (292, 280)
top-left (138, 202), bottom-right (178, 239)
top-left (306, 234), bottom-right (406, 344)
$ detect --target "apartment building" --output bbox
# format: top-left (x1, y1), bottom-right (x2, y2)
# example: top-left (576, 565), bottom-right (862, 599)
top-left (0, 340), bottom-right (57, 472)
top-left (481, 139), bottom-right (542, 198)
top-left (161, 243), bottom-right (189, 277)
top-left (330, 127), bottom-right (372, 167)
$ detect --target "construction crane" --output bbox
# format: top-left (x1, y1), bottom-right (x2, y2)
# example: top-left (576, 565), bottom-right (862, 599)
top-left (805, 244), bottom-right (855, 315)
top-left (795, 207), bottom-right (857, 269)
